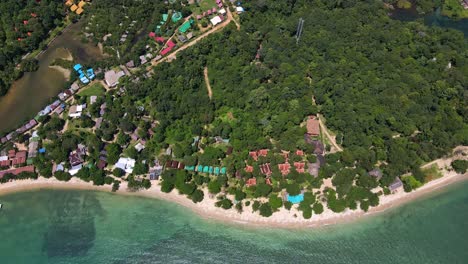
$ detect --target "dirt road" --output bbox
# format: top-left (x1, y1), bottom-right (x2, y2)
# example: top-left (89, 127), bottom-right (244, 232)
top-left (204, 67), bottom-right (213, 100)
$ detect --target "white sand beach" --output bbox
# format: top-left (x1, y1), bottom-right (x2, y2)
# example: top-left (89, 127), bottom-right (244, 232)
top-left (0, 166), bottom-right (466, 229)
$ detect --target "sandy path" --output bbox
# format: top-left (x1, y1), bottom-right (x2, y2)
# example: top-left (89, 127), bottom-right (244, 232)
top-left (204, 67), bottom-right (213, 100)
top-left (318, 114), bottom-right (343, 152)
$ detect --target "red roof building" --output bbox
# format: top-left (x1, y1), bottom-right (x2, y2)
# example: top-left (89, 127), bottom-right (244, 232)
top-left (294, 162), bottom-right (305, 173)
top-left (296, 150), bottom-right (304, 156)
top-left (0, 159), bottom-right (10, 167)
top-left (149, 32), bottom-right (156, 38)
top-left (249, 151), bottom-right (258, 161)
top-left (246, 178), bottom-right (256, 187)
top-left (8, 150), bottom-right (16, 159)
top-left (259, 163), bottom-right (272, 176)
top-left (278, 163), bottom-right (291, 176)
top-left (258, 149), bottom-right (269, 157)
top-left (245, 165), bottom-right (253, 173)
top-left (0, 165), bottom-right (35, 179)
top-left (11, 151), bottom-right (27, 166)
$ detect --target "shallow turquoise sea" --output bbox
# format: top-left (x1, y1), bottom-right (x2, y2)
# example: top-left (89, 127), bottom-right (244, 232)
top-left (0, 181), bottom-right (467, 264)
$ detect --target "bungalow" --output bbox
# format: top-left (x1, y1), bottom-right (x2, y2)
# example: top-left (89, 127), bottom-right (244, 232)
top-left (258, 149), bottom-right (269, 157)
top-left (114, 157), bottom-right (136, 174)
top-left (249, 151), bottom-right (258, 161)
top-left (179, 19), bottom-right (194, 33)
top-left (99, 103), bottom-right (107, 116)
top-left (210, 16), bottom-right (222, 26)
top-left (236, 6), bottom-right (245, 14)
top-left (134, 142), bottom-right (145, 152)
top-left (104, 70), bottom-right (125, 88)
top-left (306, 115), bottom-right (320, 137)
top-left (69, 151), bottom-right (84, 167)
top-left (219, 8), bottom-right (226, 15)
top-left (389, 177), bottom-right (404, 193)
top-left (278, 163), bottom-right (291, 176)
top-left (69, 104), bottom-right (85, 118)
top-left (126, 60), bottom-right (135, 68)
top-left (245, 165), bottom-right (254, 173)
top-left (294, 162), bottom-right (305, 173)
top-left (369, 169), bottom-right (383, 180)
top-left (246, 178), bottom-right (257, 187)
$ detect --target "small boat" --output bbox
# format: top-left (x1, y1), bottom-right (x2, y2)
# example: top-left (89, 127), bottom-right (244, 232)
top-left (0, 204), bottom-right (3, 210)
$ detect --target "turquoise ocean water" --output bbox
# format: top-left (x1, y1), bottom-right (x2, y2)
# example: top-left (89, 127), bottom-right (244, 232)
top-left (0, 181), bottom-right (467, 264)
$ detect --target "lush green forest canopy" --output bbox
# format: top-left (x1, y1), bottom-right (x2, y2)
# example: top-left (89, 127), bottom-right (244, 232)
top-left (121, 0), bottom-right (466, 176)
top-left (0, 0), bottom-right (66, 96)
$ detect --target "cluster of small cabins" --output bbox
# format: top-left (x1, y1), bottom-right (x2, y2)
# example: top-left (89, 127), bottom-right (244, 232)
top-left (74, 64), bottom-right (95, 84)
top-left (65, 0), bottom-right (90, 15)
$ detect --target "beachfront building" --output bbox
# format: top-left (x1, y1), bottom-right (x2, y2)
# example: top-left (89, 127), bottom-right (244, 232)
top-left (389, 177), bottom-right (404, 193)
top-left (114, 157), bottom-right (136, 174)
top-left (104, 69), bottom-right (125, 88)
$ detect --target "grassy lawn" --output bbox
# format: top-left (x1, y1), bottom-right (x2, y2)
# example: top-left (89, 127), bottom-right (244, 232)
top-left (78, 82), bottom-right (106, 97)
top-left (190, 0), bottom-right (218, 15)
top-left (442, 0), bottom-right (468, 19)
top-left (423, 165), bottom-right (443, 183)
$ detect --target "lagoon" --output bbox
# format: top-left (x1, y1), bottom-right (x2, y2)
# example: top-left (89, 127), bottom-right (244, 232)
top-left (0, 181), bottom-right (467, 263)
top-left (0, 21), bottom-right (102, 134)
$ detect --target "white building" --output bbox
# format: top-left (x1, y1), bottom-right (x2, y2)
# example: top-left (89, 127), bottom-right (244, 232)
top-left (210, 16), bottom-right (222, 26)
top-left (114, 157), bottom-right (136, 174)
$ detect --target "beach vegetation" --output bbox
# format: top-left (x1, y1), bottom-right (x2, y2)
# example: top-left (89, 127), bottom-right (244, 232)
top-left (312, 203), bottom-right (324, 215)
top-left (112, 181), bottom-right (120, 192)
top-left (215, 198), bottom-right (233, 209)
top-left (451, 160), bottom-right (468, 174)
top-left (208, 180), bottom-right (221, 194)
top-left (54, 171), bottom-right (71, 182)
top-left (268, 195), bottom-right (283, 211)
top-left (259, 203), bottom-right (273, 217)
top-left (190, 189), bottom-right (204, 203)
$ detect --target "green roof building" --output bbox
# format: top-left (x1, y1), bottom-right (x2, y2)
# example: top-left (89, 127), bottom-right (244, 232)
top-left (203, 166), bottom-right (209, 173)
top-left (197, 165), bottom-right (203, 172)
top-left (172, 12), bottom-right (182, 23)
top-left (178, 19), bottom-right (193, 33)
top-left (185, 166), bottom-right (195, 171)
top-left (162, 14), bottom-right (169, 22)
top-left (209, 166), bottom-right (214, 174)
top-left (221, 167), bottom-right (227, 174)
top-left (214, 167), bottom-right (220, 175)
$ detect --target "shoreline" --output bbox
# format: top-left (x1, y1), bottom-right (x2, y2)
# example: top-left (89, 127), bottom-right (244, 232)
top-left (0, 170), bottom-right (466, 229)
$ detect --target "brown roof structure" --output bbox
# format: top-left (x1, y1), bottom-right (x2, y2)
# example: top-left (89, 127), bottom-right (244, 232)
top-left (306, 116), bottom-right (320, 136)
top-left (0, 165), bottom-right (35, 179)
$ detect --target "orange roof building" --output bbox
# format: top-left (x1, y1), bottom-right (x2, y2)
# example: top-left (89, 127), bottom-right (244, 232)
top-left (65, 0), bottom-right (74, 7)
top-left (70, 4), bottom-right (78, 12)
top-left (246, 178), bottom-right (257, 187)
top-left (78, 1), bottom-right (86, 8)
top-left (76, 7), bottom-right (84, 15)
top-left (306, 116), bottom-right (320, 136)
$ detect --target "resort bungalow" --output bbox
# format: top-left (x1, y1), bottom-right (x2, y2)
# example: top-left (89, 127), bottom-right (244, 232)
top-left (236, 6), bottom-right (245, 14)
top-left (389, 177), bottom-right (404, 193)
top-left (104, 70), bottom-right (125, 88)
